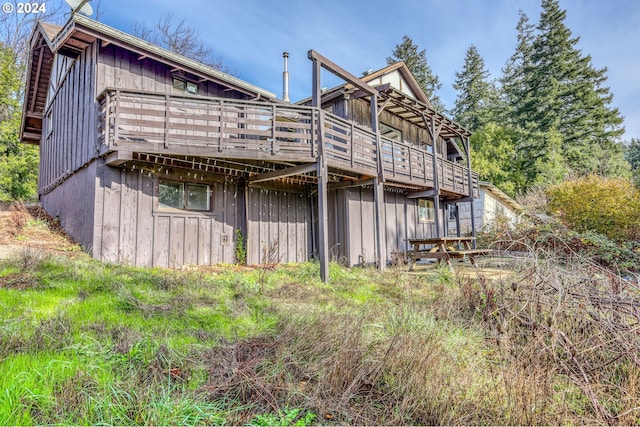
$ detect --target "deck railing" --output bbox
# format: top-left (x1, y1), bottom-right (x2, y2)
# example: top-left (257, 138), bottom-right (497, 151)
top-left (98, 88), bottom-right (478, 196)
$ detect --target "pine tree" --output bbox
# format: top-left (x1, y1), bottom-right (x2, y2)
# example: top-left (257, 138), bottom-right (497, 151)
top-left (451, 45), bottom-right (497, 131)
top-left (387, 35), bottom-right (445, 111)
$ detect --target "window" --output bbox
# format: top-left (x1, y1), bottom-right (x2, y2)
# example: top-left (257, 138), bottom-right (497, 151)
top-left (159, 180), bottom-right (211, 211)
top-left (172, 77), bottom-right (198, 95)
top-left (186, 81), bottom-right (198, 95)
top-left (379, 123), bottom-right (402, 141)
top-left (418, 199), bottom-right (435, 223)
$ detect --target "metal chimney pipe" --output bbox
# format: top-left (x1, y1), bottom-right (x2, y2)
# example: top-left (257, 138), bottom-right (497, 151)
top-left (282, 51), bottom-right (290, 103)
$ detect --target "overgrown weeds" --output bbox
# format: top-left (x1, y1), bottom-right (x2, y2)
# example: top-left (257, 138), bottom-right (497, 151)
top-left (1, 243), bottom-right (639, 425)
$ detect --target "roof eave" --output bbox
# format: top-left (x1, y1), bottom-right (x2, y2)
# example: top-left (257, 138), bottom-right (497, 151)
top-left (58, 15), bottom-right (277, 100)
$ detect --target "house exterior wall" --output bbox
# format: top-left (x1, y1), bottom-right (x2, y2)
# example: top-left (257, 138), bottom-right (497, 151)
top-left (327, 188), bottom-right (440, 266)
top-left (40, 161), bottom-right (97, 251)
top-left (246, 187), bottom-right (312, 265)
top-left (453, 187), bottom-right (519, 235)
top-left (93, 162), bottom-right (242, 267)
top-left (96, 44), bottom-right (251, 99)
top-left (39, 42), bottom-right (99, 193)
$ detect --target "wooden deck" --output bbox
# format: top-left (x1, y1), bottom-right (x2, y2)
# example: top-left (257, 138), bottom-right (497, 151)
top-left (98, 88), bottom-right (478, 197)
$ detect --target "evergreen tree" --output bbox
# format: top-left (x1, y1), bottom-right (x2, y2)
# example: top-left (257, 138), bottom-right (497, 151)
top-left (528, 0), bottom-right (624, 176)
top-left (626, 138), bottom-right (640, 170)
top-left (626, 138), bottom-right (640, 187)
top-left (452, 45), bottom-right (498, 131)
top-left (387, 35), bottom-right (445, 111)
top-left (500, 10), bottom-right (535, 128)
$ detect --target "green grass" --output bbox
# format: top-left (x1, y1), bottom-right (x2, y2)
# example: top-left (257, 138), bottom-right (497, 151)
top-left (0, 249), bottom-right (636, 425)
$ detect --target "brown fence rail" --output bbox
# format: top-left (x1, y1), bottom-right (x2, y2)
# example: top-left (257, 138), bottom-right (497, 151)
top-left (99, 89), bottom-right (478, 196)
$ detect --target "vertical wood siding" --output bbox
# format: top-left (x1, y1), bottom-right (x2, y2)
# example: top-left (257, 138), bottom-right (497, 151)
top-left (96, 44), bottom-right (250, 99)
top-left (246, 187), bottom-right (311, 265)
top-left (330, 188), bottom-right (439, 266)
top-left (40, 162), bottom-right (96, 251)
top-left (39, 43), bottom-right (98, 193)
top-left (94, 163), bottom-right (241, 267)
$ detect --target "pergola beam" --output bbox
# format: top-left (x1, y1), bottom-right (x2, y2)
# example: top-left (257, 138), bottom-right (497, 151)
top-left (308, 50), bottom-right (378, 97)
top-left (248, 163), bottom-right (316, 184)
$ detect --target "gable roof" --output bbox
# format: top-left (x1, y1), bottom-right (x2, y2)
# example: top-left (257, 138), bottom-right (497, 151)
top-left (21, 14), bottom-right (276, 144)
top-left (480, 181), bottom-right (523, 212)
top-left (297, 61), bottom-right (471, 140)
top-left (39, 21), bottom-right (63, 41)
top-left (21, 22), bottom-right (60, 143)
top-left (360, 62), bottom-right (433, 108)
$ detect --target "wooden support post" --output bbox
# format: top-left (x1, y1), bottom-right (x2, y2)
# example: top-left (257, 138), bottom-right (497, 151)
top-left (465, 136), bottom-right (477, 246)
top-left (317, 154), bottom-right (329, 282)
top-left (113, 89), bottom-right (120, 147)
top-left (164, 94), bottom-right (170, 149)
top-left (370, 93), bottom-right (386, 271)
top-left (430, 117), bottom-right (441, 235)
top-left (311, 56), bottom-right (329, 282)
top-left (374, 176), bottom-right (386, 272)
top-left (218, 100), bottom-right (224, 152)
top-left (271, 104), bottom-right (277, 154)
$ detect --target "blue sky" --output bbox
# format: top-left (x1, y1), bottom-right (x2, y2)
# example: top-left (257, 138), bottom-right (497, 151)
top-left (65, 0), bottom-right (640, 140)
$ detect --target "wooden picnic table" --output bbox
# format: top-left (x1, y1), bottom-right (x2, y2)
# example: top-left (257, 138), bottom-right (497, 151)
top-left (406, 236), bottom-right (489, 271)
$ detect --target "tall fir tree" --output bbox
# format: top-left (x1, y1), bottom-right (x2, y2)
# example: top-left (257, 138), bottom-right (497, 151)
top-left (500, 10), bottom-right (535, 128)
top-left (387, 35), bottom-right (445, 111)
top-left (528, 0), bottom-right (625, 177)
top-left (626, 138), bottom-right (640, 187)
top-left (451, 45), bottom-right (498, 131)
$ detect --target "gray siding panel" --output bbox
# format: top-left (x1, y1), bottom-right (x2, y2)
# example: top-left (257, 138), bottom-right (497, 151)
top-left (247, 187), bottom-right (310, 265)
top-left (94, 165), bottom-right (244, 267)
top-left (40, 43), bottom-right (98, 194)
top-left (40, 161), bottom-right (96, 251)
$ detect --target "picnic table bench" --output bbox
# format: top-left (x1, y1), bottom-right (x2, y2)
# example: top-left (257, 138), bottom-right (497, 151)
top-left (406, 237), bottom-right (490, 271)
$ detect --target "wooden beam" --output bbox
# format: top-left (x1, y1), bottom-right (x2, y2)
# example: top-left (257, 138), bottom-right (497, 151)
top-left (327, 178), bottom-right (374, 190)
top-left (104, 150), bottom-right (132, 166)
top-left (248, 163), bottom-right (316, 184)
top-left (447, 196), bottom-right (473, 204)
top-left (307, 50), bottom-right (378, 96)
top-left (407, 189), bottom-right (438, 199)
top-left (29, 47), bottom-right (45, 113)
top-left (350, 83), bottom-right (391, 100)
top-left (21, 132), bottom-right (42, 144)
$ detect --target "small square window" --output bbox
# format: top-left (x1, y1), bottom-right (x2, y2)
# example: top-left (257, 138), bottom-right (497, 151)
top-left (418, 199), bottom-right (435, 223)
top-left (159, 181), bottom-right (184, 209)
top-left (186, 81), bottom-right (198, 95)
top-left (172, 78), bottom-right (186, 91)
top-left (186, 183), bottom-right (210, 211)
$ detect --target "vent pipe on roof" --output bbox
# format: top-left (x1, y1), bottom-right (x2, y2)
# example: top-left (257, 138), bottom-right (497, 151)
top-left (282, 51), bottom-right (290, 103)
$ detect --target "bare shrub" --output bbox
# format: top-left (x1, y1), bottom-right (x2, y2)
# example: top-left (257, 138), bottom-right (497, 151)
top-left (468, 236), bottom-right (640, 424)
top-left (8, 200), bottom-right (29, 236)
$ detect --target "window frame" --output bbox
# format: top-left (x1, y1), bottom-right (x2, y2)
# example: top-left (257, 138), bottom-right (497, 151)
top-left (418, 199), bottom-right (435, 223)
top-left (172, 77), bottom-right (198, 95)
top-left (158, 179), bottom-right (213, 212)
top-left (379, 122), bottom-right (402, 142)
